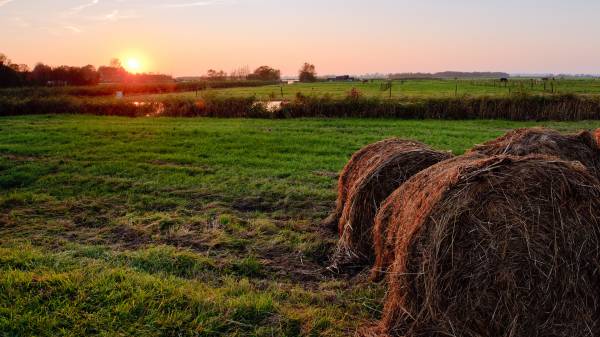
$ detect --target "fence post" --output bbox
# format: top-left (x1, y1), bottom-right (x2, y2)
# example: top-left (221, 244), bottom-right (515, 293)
top-left (455, 79), bottom-right (458, 97)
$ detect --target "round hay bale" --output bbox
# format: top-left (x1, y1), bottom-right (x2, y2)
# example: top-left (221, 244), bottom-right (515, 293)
top-left (370, 153), bottom-right (486, 281)
top-left (323, 138), bottom-right (402, 230)
top-left (469, 127), bottom-right (600, 178)
top-left (329, 139), bottom-right (452, 271)
top-left (364, 154), bottom-right (600, 337)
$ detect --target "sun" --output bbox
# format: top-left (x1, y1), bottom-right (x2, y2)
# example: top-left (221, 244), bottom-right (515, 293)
top-left (125, 58), bottom-right (142, 73)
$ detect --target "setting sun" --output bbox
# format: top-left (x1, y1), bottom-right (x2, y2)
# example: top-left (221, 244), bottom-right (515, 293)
top-left (125, 58), bottom-right (141, 73)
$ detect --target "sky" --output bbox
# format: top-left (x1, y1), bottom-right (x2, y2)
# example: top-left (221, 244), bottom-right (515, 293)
top-left (1, 0), bottom-right (599, 76)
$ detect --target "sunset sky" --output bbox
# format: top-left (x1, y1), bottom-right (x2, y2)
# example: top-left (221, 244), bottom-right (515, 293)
top-left (1, 0), bottom-right (599, 76)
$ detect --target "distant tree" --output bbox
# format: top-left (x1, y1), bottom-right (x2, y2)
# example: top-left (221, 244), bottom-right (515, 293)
top-left (98, 59), bottom-right (127, 83)
top-left (0, 53), bottom-right (24, 87)
top-left (299, 62), bottom-right (317, 82)
top-left (110, 58), bottom-right (123, 68)
top-left (30, 63), bottom-right (53, 85)
top-left (13, 64), bottom-right (29, 72)
top-left (0, 53), bottom-right (10, 66)
top-left (206, 69), bottom-right (227, 80)
top-left (80, 65), bottom-right (100, 85)
top-left (230, 65), bottom-right (250, 80)
top-left (0, 63), bottom-right (21, 87)
top-left (248, 66), bottom-right (281, 81)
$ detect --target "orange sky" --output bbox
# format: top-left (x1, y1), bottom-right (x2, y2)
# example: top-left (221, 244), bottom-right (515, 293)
top-left (1, 0), bottom-right (599, 76)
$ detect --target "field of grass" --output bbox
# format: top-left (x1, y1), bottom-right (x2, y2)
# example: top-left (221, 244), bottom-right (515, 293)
top-left (5, 79), bottom-right (600, 121)
top-left (127, 79), bottom-right (600, 102)
top-left (2, 115), bottom-right (600, 336)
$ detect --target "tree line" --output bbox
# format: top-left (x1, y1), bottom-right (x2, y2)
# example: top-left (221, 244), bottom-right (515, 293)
top-left (0, 55), bottom-right (173, 88)
top-left (388, 71), bottom-right (510, 80)
top-left (202, 62), bottom-right (317, 82)
top-left (0, 52), bottom-right (320, 88)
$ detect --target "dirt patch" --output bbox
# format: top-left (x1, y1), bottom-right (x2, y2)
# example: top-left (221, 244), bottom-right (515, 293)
top-left (232, 196), bottom-right (278, 213)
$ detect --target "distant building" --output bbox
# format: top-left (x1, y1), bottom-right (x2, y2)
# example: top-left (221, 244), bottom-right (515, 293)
top-left (46, 80), bottom-right (68, 87)
top-left (327, 75), bottom-right (356, 82)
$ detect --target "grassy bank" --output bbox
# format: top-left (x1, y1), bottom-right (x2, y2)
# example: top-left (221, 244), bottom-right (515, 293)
top-left (0, 80), bottom-right (277, 98)
top-left (3, 93), bottom-right (600, 121)
top-left (139, 79), bottom-right (600, 100)
top-left (2, 116), bottom-right (600, 336)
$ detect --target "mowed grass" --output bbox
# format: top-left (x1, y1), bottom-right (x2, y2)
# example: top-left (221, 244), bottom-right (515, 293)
top-left (127, 79), bottom-right (600, 102)
top-left (2, 115), bottom-right (600, 336)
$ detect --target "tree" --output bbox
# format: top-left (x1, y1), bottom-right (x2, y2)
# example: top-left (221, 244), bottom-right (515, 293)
top-left (110, 58), bottom-right (123, 68)
top-left (0, 53), bottom-right (9, 66)
top-left (206, 69), bottom-right (227, 80)
top-left (299, 62), bottom-right (317, 82)
top-left (248, 66), bottom-right (280, 81)
top-left (31, 63), bottom-right (53, 85)
top-left (13, 64), bottom-right (29, 72)
top-left (230, 65), bottom-right (250, 80)
top-left (80, 65), bottom-right (100, 85)
top-left (0, 63), bottom-right (21, 87)
top-left (98, 59), bottom-right (127, 83)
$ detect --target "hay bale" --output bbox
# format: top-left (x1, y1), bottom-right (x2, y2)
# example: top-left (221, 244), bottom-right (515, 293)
top-left (329, 138), bottom-right (452, 271)
top-left (469, 127), bottom-right (600, 178)
top-left (323, 138), bottom-right (399, 230)
top-left (364, 154), bottom-right (600, 337)
top-left (369, 154), bottom-right (486, 280)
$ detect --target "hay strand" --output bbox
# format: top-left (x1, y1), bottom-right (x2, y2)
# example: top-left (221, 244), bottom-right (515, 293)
top-left (365, 154), bottom-right (600, 337)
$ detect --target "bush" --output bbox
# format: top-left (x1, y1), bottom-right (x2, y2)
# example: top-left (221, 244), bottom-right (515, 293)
top-left (2, 93), bottom-right (600, 121)
top-left (0, 80), bottom-right (278, 98)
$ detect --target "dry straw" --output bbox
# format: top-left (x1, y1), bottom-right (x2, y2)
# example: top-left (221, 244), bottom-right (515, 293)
top-left (362, 154), bottom-right (600, 337)
top-left (469, 127), bottom-right (600, 178)
top-left (327, 138), bottom-right (452, 271)
top-left (371, 127), bottom-right (600, 280)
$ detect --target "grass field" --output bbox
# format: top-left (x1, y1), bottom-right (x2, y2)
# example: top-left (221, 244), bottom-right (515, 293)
top-left (125, 79), bottom-right (600, 102)
top-left (2, 115), bottom-right (600, 336)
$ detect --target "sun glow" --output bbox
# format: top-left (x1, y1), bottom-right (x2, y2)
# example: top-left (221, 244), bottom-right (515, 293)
top-left (125, 58), bottom-right (142, 73)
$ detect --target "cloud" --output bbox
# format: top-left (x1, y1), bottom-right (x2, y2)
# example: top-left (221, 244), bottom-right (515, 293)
top-left (64, 25), bottom-right (83, 33)
top-left (160, 0), bottom-right (229, 8)
top-left (92, 9), bottom-right (138, 21)
top-left (0, 0), bottom-right (15, 7)
top-left (9, 16), bottom-right (29, 27)
top-left (63, 0), bottom-right (100, 16)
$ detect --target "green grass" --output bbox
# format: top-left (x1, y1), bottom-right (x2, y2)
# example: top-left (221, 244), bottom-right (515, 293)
top-left (2, 115), bottom-right (600, 336)
top-left (126, 79), bottom-right (600, 102)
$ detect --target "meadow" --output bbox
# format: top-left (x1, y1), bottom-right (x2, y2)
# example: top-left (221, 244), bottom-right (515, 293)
top-left (4, 79), bottom-right (600, 121)
top-left (127, 78), bottom-right (600, 101)
top-left (2, 115), bottom-right (600, 336)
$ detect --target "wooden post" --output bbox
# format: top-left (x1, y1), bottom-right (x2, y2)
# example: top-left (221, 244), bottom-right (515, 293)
top-left (280, 85), bottom-right (284, 99)
top-left (455, 80), bottom-right (458, 97)
top-left (389, 81), bottom-right (392, 99)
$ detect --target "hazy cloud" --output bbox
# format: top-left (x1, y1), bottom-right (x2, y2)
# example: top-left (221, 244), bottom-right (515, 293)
top-left (73, 0), bottom-right (100, 11)
top-left (8, 16), bottom-right (29, 27)
top-left (92, 9), bottom-right (138, 21)
top-left (160, 0), bottom-right (229, 8)
top-left (64, 0), bottom-right (100, 16)
top-left (64, 25), bottom-right (83, 33)
top-left (0, 0), bottom-right (15, 7)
